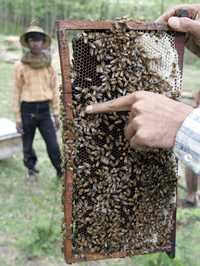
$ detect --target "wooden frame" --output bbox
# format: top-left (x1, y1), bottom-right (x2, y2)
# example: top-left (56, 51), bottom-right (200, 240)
top-left (56, 19), bottom-right (186, 264)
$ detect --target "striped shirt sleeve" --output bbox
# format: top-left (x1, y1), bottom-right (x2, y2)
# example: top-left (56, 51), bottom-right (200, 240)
top-left (174, 107), bottom-right (200, 174)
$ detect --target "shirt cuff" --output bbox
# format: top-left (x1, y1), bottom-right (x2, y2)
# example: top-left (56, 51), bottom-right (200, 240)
top-left (174, 107), bottom-right (200, 175)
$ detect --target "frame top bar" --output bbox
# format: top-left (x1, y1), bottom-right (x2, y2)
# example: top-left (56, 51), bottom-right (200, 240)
top-left (56, 20), bottom-right (170, 31)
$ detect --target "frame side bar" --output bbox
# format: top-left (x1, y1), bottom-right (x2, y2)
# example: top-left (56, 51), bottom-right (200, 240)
top-left (175, 32), bottom-right (186, 72)
top-left (167, 31), bottom-right (187, 258)
top-left (57, 29), bottom-right (74, 264)
top-left (168, 8), bottom-right (189, 256)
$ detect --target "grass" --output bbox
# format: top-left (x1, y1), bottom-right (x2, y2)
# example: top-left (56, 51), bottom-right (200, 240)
top-left (0, 59), bottom-right (65, 265)
top-left (0, 40), bottom-right (200, 266)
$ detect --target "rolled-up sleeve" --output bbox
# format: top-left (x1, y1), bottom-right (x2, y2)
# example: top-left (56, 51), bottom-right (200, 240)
top-left (174, 108), bottom-right (200, 174)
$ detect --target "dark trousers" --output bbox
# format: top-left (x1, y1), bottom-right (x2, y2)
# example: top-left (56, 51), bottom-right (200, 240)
top-left (21, 101), bottom-right (62, 174)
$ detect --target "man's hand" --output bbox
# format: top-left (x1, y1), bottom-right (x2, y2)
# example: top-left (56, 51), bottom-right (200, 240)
top-left (53, 115), bottom-right (60, 131)
top-left (16, 121), bottom-right (23, 134)
top-left (86, 91), bottom-right (193, 149)
top-left (156, 4), bottom-right (200, 40)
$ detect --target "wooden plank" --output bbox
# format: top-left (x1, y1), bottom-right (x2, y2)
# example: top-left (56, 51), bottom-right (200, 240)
top-left (57, 29), bottom-right (74, 264)
top-left (56, 20), bottom-right (170, 31)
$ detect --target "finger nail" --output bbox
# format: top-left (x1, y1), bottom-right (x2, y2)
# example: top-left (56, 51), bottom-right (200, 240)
top-left (168, 17), bottom-right (180, 29)
top-left (85, 105), bottom-right (93, 113)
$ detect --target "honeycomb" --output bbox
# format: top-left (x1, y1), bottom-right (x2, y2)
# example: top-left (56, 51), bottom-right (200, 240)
top-left (59, 22), bottom-right (182, 262)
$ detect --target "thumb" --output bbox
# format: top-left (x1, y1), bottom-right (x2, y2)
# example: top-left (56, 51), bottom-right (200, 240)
top-left (168, 16), bottom-right (200, 35)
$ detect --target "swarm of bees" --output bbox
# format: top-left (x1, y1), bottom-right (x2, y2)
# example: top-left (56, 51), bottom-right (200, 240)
top-left (60, 22), bottom-right (181, 258)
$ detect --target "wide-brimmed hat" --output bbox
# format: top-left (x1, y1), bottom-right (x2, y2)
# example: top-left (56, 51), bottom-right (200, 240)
top-left (20, 25), bottom-right (51, 48)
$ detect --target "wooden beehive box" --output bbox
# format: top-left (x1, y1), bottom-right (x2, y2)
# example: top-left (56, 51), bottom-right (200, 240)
top-left (0, 118), bottom-right (22, 160)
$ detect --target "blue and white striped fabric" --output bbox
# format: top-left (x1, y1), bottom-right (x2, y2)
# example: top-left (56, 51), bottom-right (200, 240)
top-left (174, 108), bottom-right (200, 174)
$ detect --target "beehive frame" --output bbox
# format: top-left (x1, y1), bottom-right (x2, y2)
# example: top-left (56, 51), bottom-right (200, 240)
top-left (56, 19), bottom-right (186, 264)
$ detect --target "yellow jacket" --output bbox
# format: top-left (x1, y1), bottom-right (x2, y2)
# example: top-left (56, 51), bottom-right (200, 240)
top-left (13, 62), bottom-right (59, 122)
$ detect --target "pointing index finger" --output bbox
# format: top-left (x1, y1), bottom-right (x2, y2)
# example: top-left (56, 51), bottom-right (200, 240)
top-left (85, 93), bottom-right (136, 114)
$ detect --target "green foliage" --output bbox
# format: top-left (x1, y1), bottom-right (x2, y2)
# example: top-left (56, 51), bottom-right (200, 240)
top-left (1, 0), bottom-right (200, 34)
top-left (145, 254), bottom-right (184, 266)
top-left (22, 219), bottom-right (59, 257)
top-left (132, 253), bottom-right (186, 266)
